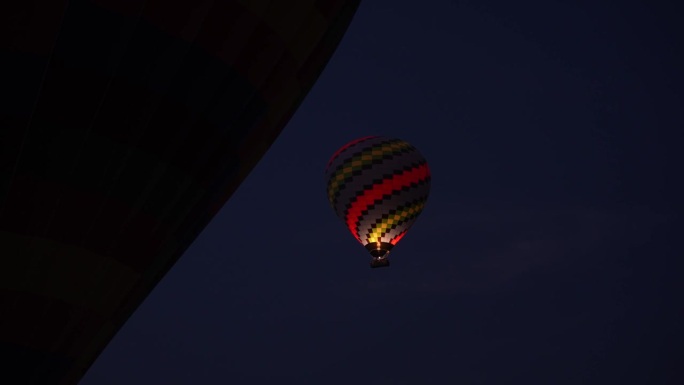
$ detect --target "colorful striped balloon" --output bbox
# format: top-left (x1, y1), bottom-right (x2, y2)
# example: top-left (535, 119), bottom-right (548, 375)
top-left (325, 136), bottom-right (431, 268)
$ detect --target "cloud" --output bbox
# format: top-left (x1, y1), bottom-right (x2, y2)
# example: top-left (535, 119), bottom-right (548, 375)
top-left (430, 204), bottom-right (668, 291)
top-left (340, 204), bottom-right (671, 295)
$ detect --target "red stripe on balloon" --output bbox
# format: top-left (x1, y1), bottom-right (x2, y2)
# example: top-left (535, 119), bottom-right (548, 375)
top-left (390, 228), bottom-right (409, 245)
top-left (345, 162), bottom-right (430, 241)
top-left (326, 136), bottom-right (377, 170)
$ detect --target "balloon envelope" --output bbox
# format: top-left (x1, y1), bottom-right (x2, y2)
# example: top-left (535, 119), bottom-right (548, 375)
top-left (325, 136), bottom-right (431, 266)
top-left (0, 1), bottom-right (360, 383)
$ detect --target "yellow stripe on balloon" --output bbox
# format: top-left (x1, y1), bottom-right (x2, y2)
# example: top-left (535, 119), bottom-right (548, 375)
top-left (366, 200), bottom-right (426, 244)
top-left (327, 140), bottom-right (411, 204)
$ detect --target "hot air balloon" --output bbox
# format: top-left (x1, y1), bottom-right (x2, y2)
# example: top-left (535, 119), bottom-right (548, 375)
top-left (0, 1), bottom-right (360, 384)
top-left (325, 136), bottom-right (431, 268)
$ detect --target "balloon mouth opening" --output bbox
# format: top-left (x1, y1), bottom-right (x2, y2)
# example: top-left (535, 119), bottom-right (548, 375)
top-left (365, 242), bottom-right (393, 255)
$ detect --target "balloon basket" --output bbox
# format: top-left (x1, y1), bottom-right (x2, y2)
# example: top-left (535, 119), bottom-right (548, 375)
top-left (370, 258), bottom-right (390, 268)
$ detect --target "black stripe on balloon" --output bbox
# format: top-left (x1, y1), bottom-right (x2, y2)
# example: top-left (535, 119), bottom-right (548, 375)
top-left (346, 174), bottom-right (431, 233)
top-left (328, 149), bottom-right (419, 209)
top-left (339, 161), bottom-right (430, 213)
top-left (362, 196), bottom-right (427, 241)
top-left (327, 142), bottom-right (405, 203)
top-left (353, 182), bottom-right (430, 239)
top-left (356, 188), bottom-right (429, 225)
top-left (326, 137), bottom-right (400, 185)
top-left (336, 159), bottom-right (427, 215)
top-left (325, 136), bottom-right (378, 171)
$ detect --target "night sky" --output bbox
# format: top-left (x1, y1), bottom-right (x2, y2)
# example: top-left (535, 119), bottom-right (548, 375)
top-left (81, 1), bottom-right (682, 384)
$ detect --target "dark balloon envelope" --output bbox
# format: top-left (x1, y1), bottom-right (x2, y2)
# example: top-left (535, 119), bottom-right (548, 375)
top-left (0, 1), bottom-right (360, 383)
top-left (325, 136), bottom-right (431, 268)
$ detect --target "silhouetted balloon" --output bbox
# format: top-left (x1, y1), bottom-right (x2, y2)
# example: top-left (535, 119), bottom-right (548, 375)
top-left (0, 1), bottom-right (360, 384)
top-left (325, 136), bottom-right (431, 268)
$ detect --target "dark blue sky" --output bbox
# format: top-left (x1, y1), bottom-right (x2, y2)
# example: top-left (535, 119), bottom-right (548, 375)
top-left (81, 1), bottom-right (682, 384)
